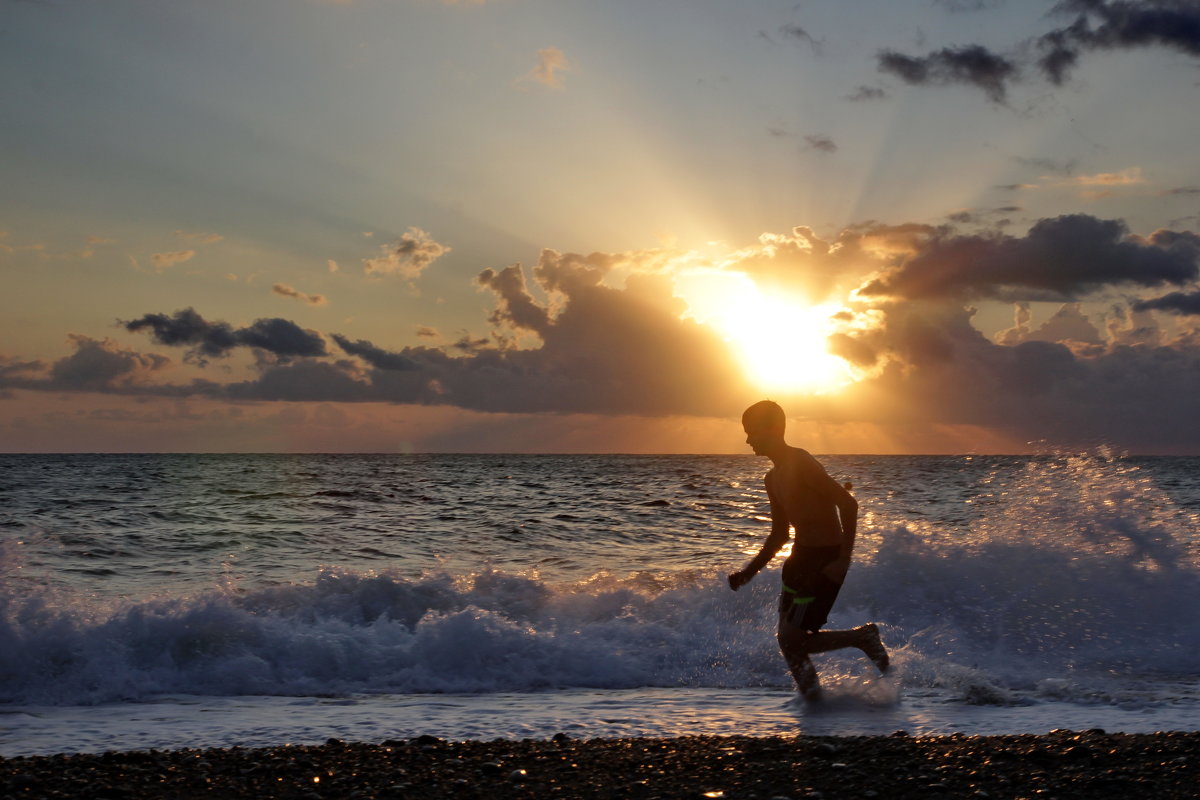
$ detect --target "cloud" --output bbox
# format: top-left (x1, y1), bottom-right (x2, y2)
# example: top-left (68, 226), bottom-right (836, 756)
top-left (150, 250), bottom-right (196, 271)
top-left (845, 85), bottom-right (889, 101)
top-left (803, 134), bottom-right (838, 153)
top-left (1037, 0), bottom-right (1200, 84)
top-left (1014, 155), bottom-right (1078, 177)
top-left (824, 298), bottom-right (1200, 450)
top-left (858, 215), bottom-right (1200, 301)
top-left (330, 334), bottom-right (419, 371)
top-left (272, 283), bottom-right (328, 306)
top-left (877, 44), bottom-right (1019, 102)
top-left (775, 23), bottom-right (823, 53)
top-left (122, 307), bottom-right (328, 363)
top-left (519, 47), bottom-right (570, 90)
top-left (996, 302), bottom-right (1104, 345)
top-left (173, 230), bottom-right (223, 244)
top-left (933, 0), bottom-right (1008, 10)
top-left (1069, 167), bottom-right (1147, 187)
top-left (15, 217), bottom-right (1200, 450)
top-left (1134, 289), bottom-right (1200, 315)
top-left (363, 227), bottom-right (450, 281)
top-left (0, 337), bottom-right (172, 395)
top-left (881, 1), bottom-right (1200, 100)
top-left (1060, 167), bottom-right (1148, 199)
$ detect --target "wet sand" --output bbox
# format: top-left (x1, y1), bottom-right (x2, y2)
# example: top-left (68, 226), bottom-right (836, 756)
top-left (1, 730), bottom-right (1196, 798)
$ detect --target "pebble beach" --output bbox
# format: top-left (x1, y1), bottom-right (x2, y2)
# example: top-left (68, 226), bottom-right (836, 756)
top-left (2, 730), bottom-right (1197, 799)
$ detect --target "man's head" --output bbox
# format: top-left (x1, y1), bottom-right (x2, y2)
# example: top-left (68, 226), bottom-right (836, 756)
top-left (742, 400), bottom-right (786, 456)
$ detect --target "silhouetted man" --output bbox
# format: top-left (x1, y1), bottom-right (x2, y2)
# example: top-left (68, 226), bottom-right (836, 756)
top-left (728, 400), bottom-right (888, 701)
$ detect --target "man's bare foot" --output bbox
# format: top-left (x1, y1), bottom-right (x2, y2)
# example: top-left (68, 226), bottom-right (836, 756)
top-left (859, 623), bottom-right (890, 675)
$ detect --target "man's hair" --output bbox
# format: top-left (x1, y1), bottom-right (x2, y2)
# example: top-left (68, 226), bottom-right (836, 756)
top-left (742, 399), bottom-right (785, 430)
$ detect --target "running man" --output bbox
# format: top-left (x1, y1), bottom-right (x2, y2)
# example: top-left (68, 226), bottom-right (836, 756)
top-left (727, 400), bottom-right (888, 701)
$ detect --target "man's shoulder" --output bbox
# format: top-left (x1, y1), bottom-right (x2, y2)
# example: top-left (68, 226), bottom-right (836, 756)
top-left (790, 447), bottom-right (825, 470)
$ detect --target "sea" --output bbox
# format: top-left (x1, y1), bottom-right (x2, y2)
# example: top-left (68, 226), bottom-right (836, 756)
top-left (2, 452), bottom-right (1199, 756)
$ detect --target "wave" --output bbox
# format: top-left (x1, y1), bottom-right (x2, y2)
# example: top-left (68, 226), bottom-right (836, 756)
top-left (1, 453), bottom-right (1198, 706)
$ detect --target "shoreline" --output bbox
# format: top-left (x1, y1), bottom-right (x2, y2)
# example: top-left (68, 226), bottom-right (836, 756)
top-left (2, 730), bottom-right (1196, 799)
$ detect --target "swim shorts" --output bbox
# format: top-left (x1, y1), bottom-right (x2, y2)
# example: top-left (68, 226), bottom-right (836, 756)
top-left (778, 544), bottom-right (843, 633)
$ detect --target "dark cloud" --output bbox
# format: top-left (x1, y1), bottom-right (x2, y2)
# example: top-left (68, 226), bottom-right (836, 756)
top-left (859, 215), bottom-right (1200, 301)
top-left (331, 334), bottom-right (419, 371)
top-left (1134, 289), bottom-right (1200, 314)
top-left (877, 44), bottom-right (1019, 102)
top-left (123, 307), bottom-right (327, 363)
top-left (1037, 0), bottom-right (1200, 84)
top-left (883, 1), bottom-right (1200, 99)
top-left (0, 336), bottom-right (170, 394)
top-left (477, 264), bottom-right (551, 337)
top-left (825, 300), bottom-right (1200, 450)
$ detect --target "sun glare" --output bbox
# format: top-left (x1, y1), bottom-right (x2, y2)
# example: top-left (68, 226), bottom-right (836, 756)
top-left (676, 271), bottom-right (856, 395)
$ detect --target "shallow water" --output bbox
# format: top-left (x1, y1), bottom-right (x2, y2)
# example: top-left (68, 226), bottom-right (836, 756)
top-left (2, 453), bottom-right (1199, 754)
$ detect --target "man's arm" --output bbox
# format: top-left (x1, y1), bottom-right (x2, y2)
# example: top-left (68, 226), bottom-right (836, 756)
top-left (822, 481), bottom-right (858, 582)
top-left (728, 478), bottom-right (790, 591)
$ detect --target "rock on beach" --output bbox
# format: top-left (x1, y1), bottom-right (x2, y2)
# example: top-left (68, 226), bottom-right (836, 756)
top-left (1, 730), bottom-right (1197, 799)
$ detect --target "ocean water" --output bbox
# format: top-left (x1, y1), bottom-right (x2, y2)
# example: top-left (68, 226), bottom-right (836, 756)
top-left (2, 452), bottom-right (1199, 755)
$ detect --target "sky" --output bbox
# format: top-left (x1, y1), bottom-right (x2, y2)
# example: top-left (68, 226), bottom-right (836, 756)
top-left (3, 0), bottom-right (1200, 453)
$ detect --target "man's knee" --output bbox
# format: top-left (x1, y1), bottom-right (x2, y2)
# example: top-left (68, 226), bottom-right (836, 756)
top-left (777, 619), bottom-right (812, 649)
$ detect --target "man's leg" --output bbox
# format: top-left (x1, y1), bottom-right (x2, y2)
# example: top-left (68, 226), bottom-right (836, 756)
top-left (777, 612), bottom-right (822, 701)
top-left (803, 624), bottom-right (890, 673)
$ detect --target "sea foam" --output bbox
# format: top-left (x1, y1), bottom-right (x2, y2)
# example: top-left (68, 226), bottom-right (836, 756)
top-left (2, 453), bottom-right (1198, 707)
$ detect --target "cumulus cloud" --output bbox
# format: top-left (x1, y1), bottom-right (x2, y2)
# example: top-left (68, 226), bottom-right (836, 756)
top-left (0, 337), bottom-right (170, 395)
top-left (363, 227), bottom-right (450, 281)
top-left (272, 283), bottom-right (328, 306)
top-left (519, 47), bottom-right (570, 89)
top-left (823, 298), bottom-right (1200, 450)
top-left (122, 307), bottom-right (327, 364)
top-left (858, 214), bottom-right (1200, 301)
top-left (996, 302), bottom-right (1104, 345)
top-left (16, 214), bottom-right (1200, 450)
top-left (150, 250), bottom-right (196, 271)
top-left (877, 44), bottom-right (1019, 102)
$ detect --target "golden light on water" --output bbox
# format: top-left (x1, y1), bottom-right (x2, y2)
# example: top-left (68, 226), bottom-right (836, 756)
top-left (676, 270), bottom-right (857, 395)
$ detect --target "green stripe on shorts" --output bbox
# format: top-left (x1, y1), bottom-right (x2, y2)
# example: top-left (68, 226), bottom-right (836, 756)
top-left (782, 584), bottom-right (815, 606)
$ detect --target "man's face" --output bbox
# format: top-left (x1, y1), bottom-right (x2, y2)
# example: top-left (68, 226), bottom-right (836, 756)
top-left (743, 421), bottom-right (775, 455)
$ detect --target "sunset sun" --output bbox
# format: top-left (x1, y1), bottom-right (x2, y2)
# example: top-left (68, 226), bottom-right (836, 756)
top-left (676, 271), bottom-right (856, 395)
